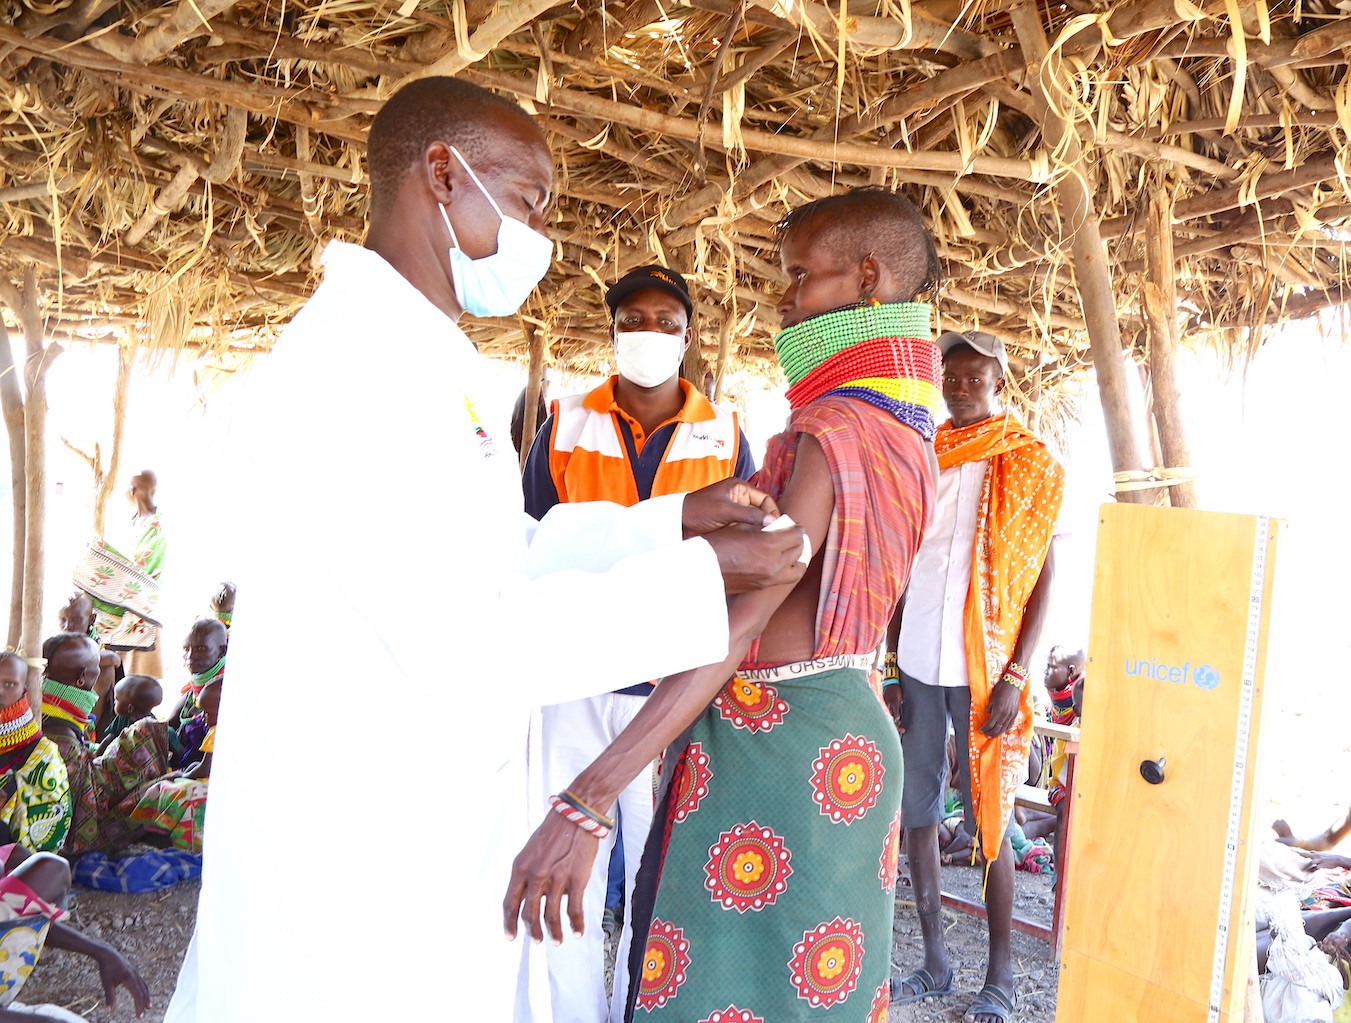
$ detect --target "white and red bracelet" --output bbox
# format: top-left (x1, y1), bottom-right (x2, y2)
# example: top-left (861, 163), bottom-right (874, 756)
top-left (549, 793), bottom-right (613, 839)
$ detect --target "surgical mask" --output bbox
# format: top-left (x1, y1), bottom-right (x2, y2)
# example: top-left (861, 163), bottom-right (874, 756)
top-left (614, 330), bottom-right (684, 388)
top-left (439, 146), bottom-right (552, 318)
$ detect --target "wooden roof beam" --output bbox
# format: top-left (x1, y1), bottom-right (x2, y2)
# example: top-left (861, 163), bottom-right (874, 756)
top-left (204, 21), bottom-right (419, 77)
top-left (0, 26), bottom-right (371, 143)
top-left (81, 0), bottom-right (239, 65)
top-left (475, 68), bottom-right (1048, 179)
top-left (2, 228), bottom-right (310, 301)
top-left (1152, 113), bottom-right (1340, 137)
top-left (1099, 154), bottom-right (1345, 240)
top-left (397, 0), bottom-right (573, 84)
top-left (943, 284), bottom-right (1088, 335)
top-left (739, 0), bottom-right (996, 60)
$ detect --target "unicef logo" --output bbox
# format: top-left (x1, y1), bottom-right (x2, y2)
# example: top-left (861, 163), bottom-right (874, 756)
top-left (1191, 664), bottom-right (1220, 690)
top-left (1124, 658), bottom-right (1221, 691)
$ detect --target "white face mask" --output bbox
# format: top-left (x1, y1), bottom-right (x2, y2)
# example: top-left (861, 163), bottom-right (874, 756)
top-left (614, 330), bottom-right (685, 388)
top-left (439, 146), bottom-right (552, 318)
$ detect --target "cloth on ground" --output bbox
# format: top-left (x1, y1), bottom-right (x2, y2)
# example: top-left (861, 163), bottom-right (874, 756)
top-left (74, 849), bottom-right (202, 892)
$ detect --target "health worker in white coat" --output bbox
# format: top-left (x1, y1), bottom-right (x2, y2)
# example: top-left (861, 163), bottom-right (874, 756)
top-left (165, 76), bottom-right (806, 1023)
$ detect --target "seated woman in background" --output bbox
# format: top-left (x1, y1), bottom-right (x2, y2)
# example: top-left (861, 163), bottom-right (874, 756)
top-left (0, 654), bottom-right (70, 853)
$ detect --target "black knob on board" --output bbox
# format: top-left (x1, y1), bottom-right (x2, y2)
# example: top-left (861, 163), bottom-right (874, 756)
top-left (1140, 758), bottom-right (1167, 785)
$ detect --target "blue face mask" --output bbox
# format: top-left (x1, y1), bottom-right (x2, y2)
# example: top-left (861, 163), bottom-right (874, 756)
top-left (440, 146), bottom-right (552, 318)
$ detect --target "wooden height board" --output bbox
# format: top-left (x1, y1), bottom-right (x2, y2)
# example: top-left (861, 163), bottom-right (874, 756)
top-left (1055, 504), bottom-right (1280, 1023)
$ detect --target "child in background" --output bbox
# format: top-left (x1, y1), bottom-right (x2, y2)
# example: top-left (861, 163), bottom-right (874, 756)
top-left (95, 675), bottom-right (162, 753)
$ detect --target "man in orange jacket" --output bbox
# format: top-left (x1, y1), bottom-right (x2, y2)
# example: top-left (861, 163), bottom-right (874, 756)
top-left (522, 264), bottom-right (755, 1023)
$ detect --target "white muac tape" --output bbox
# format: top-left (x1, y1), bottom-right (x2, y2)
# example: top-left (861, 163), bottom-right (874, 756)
top-left (763, 513), bottom-right (812, 564)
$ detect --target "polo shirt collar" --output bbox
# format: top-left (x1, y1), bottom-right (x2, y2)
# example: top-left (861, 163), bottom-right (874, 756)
top-left (584, 376), bottom-right (717, 423)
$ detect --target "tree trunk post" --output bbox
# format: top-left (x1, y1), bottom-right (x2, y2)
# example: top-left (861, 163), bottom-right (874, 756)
top-left (1142, 187), bottom-right (1200, 508)
top-left (17, 268), bottom-right (60, 695)
top-left (1010, 0), bottom-right (1150, 504)
top-left (519, 319), bottom-right (547, 471)
top-left (713, 304), bottom-right (734, 403)
top-left (94, 342), bottom-right (136, 535)
top-left (0, 311), bottom-right (26, 651)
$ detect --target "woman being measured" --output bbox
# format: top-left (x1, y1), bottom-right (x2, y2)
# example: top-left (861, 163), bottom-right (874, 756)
top-left (507, 187), bottom-right (941, 1022)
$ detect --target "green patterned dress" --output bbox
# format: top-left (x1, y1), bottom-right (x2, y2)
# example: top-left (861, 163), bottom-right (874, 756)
top-left (628, 397), bottom-right (936, 1023)
top-left (635, 662), bottom-right (902, 1023)
top-left (0, 738), bottom-right (71, 853)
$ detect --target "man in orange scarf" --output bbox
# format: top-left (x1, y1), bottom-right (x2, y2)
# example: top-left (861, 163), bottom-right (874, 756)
top-left (886, 330), bottom-right (1064, 1023)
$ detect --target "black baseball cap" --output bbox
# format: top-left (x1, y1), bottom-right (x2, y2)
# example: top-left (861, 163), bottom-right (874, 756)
top-left (604, 265), bottom-right (694, 319)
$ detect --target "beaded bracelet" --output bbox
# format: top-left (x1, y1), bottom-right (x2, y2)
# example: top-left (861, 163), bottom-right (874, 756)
top-left (882, 652), bottom-right (901, 687)
top-left (559, 789), bottom-right (615, 829)
top-left (1000, 661), bottom-right (1029, 692)
top-left (550, 795), bottom-right (612, 839)
top-left (559, 788), bottom-right (616, 829)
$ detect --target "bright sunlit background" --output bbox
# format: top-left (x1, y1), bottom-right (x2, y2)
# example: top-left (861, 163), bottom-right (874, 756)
top-left (5, 308), bottom-right (1347, 836)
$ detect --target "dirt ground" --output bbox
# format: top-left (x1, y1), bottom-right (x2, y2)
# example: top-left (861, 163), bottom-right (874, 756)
top-left (20, 880), bottom-right (201, 1022)
top-left (890, 860), bottom-right (1059, 1023)
top-left (20, 856), bottom-right (1058, 1023)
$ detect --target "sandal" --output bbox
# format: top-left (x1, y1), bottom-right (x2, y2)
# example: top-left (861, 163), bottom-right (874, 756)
top-left (890, 967), bottom-right (955, 1004)
top-left (963, 983), bottom-right (1017, 1023)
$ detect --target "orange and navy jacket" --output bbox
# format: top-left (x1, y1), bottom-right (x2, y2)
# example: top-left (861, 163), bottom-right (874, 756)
top-left (523, 376), bottom-right (754, 519)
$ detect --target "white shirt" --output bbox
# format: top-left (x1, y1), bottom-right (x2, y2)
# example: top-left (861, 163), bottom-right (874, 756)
top-left (167, 242), bottom-right (731, 1023)
top-left (897, 458), bottom-right (988, 687)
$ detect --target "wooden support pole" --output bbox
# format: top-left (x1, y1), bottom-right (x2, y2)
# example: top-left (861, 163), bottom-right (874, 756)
top-left (96, 344), bottom-right (136, 535)
top-left (519, 319), bottom-right (547, 471)
top-left (17, 268), bottom-right (61, 672)
top-left (0, 313), bottom-right (25, 651)
top-left (1142, 188), bottom-right (1199, 509)
top-left (1010, 0), bottom-right (1149, 504)
top-left (713, 306), bottom-right (735, 403)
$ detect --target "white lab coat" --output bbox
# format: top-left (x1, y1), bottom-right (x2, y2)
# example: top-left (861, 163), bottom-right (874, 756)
top-left (166, 243), bottom-right (730, 1023)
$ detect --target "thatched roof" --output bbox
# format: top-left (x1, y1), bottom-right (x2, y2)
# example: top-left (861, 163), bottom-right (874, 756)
top-left (2, 0), bottom-right (1350, 390)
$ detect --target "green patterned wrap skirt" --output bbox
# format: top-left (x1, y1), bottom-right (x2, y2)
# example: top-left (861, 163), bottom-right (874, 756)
top-left (631, 659), bottom-right (902, 1023)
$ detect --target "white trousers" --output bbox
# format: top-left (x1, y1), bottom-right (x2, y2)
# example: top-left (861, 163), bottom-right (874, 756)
top-left (541, 692), bottom-right (655, 1023)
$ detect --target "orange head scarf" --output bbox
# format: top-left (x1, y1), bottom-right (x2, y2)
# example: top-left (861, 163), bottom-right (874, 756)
top-left (935, 412), bottom-right (1065, 861)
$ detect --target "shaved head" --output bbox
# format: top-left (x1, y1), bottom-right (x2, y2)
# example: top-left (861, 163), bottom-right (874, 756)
top-left (367, 76), bottom-right (535, 217)
top-left (776, 187), bottom-right (941, 301)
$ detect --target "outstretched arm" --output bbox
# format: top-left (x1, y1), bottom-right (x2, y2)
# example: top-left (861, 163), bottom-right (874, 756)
top-left (1275, 806), bottom-right (1351, 851)
top-left (504, 434), bottom-right (836, 944)
top-left (47, 922), bottom-right (151, 1017)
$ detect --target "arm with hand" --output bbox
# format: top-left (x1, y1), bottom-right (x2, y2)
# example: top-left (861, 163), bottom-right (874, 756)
top-left (513, 484), bottom-right (807, 707)
top-left (46, 921), bottom-right (151, 1017)
top-left (1276, 805), bottom-right (1351, 851)
top-left (982, 541), bottom-right (1056, 738)
top-left (882, 595), bottom-right (906, 728)
top-left (504, 435), bottom-right (835, 944)
top-left (183, 753), bottom-right (211, 780)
